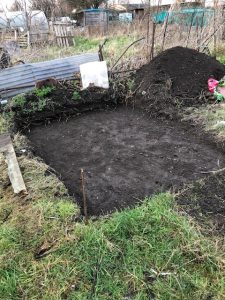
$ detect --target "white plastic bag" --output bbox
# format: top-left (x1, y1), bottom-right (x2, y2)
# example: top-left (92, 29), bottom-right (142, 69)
top-left (80, 61), bottom-right (109, 89)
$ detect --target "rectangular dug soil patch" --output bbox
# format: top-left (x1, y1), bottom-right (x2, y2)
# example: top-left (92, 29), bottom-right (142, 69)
top-left (27, 107), bottom-right (225, 216)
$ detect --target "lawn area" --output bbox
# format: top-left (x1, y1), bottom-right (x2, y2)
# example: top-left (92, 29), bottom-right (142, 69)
top-left (1, 184), bottom-right (224, 299)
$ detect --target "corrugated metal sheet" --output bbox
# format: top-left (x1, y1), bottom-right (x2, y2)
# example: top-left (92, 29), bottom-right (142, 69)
top-left (0, 52), bottom-right (99, 100)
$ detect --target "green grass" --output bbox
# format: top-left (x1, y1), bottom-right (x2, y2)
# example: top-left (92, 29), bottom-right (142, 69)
top-left (73, 36), bottom-right (101, 52)
top-left (34, 86), bottom-right (55, 100)
top-left (0, 180), bottom-right (224, 299)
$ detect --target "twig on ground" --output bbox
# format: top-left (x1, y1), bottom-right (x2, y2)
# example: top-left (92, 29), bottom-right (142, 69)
top-left (200, 167), bottom-right (225, 175)
top-left (111, 37), bottom-right (145, 71)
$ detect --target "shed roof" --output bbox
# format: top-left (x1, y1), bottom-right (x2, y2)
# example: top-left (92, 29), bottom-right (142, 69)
top-left (83, 8), bottom-right (109, 12)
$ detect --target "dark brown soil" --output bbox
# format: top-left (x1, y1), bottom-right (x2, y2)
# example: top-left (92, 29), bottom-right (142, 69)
top-left (11, 86), bottom-right (118, 130)
top-left (176, 171), bottom-right (225, 233)
top-left (135, 47), bottom-right (225, 117)
top-left (27, 106), bottom-right (225, 216)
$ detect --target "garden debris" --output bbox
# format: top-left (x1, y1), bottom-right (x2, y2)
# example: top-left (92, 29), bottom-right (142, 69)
top-left (0, 134), bottom-right (27, 195)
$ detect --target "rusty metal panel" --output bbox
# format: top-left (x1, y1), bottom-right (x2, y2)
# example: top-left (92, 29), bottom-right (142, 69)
top-left (0, 52), bottom-right (99, 101)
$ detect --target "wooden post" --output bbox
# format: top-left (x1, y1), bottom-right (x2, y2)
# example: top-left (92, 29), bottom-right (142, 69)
top-left (27, 30), bottom-right (30, 48)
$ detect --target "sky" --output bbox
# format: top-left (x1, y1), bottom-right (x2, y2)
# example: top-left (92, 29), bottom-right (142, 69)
top-left (0, 0), bottom-right (31, 11)
top-left (0, 0), bottom-right (15, 10)
top-left (0, 0), bottom-right (13, 8)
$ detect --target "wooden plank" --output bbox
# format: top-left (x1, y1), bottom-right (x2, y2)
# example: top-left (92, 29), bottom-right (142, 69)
top-left (63, 26), bottom-right (69, 47)
top-left (0, 134), bottom-right (27, 194)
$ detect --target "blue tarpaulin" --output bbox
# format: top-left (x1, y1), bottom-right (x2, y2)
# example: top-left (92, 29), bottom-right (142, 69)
top-left (153, 8), bottom-right (214, 26)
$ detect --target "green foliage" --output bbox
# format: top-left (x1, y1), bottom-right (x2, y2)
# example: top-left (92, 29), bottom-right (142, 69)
top-left (12, 94), bottom-right (26, 108)
top-left (72, 91), bottom-right (81, 101)
top-left (34, 199), bottom-right (76, 221)
top-left (33, 98), bottom-right (47, 112)
top-left (10, 87), bottom-right (55, 115)
top-left (34, 86), bottom-right (55, 100)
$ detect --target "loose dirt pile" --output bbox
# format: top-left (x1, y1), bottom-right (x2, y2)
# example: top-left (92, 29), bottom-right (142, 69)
top-left (135, 46), bottom-right (225, 116)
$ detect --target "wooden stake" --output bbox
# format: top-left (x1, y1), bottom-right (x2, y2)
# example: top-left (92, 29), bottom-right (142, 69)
top-left (80, 168), bottom-right (88, 224)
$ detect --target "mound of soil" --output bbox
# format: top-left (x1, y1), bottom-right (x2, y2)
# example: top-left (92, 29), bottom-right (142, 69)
top-left (177, 171), bottom-right (225, 233)
top-left (27, 107), bottom-right (225, 216)
top-left (135, 47), bottom-right (225, 116)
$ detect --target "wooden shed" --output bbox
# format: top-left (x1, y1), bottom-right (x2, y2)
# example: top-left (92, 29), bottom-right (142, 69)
top-left (83, 9), bottom-right (109, 36)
